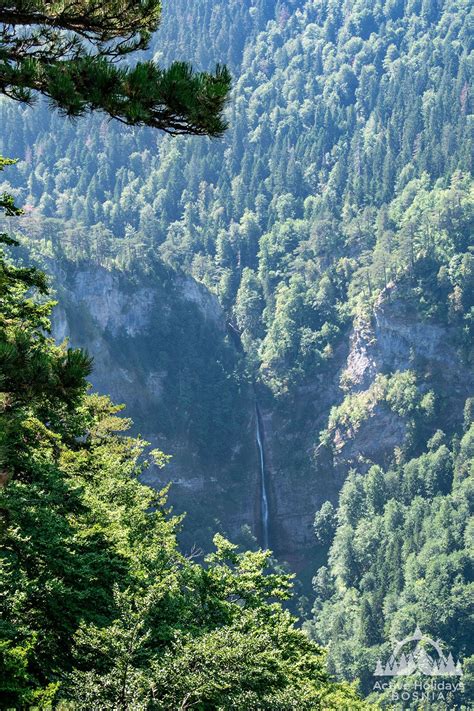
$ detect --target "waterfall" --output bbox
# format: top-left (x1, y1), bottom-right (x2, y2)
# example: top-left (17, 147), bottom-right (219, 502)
top-left (255, 405), bottom-right (270, 550)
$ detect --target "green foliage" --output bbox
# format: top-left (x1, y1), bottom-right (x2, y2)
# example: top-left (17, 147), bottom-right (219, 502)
top-left (322, 371), bottom-right (435, 450)
top-left (314, 501), bottom-right (337, 546)
top-left (0, 1), bottom-right (231, 135)
top-left (0, 1), bottom-right (473, 703)
top-left (0, 159), bottom-right (367, 709)
top-left (0, 156), bottom-right (23, 218)
top-left (307, 428), bottom-right (473, 706)
top-left (2, 0), bottom-right (471, 394)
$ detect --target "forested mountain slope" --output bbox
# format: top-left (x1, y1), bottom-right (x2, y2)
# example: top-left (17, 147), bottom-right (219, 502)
top-left (0, 161), bottom-right (369, 707)
top-left (306, 416), bottom-right (474, 707)
top-left (1, 0), bottom-right (472, 619)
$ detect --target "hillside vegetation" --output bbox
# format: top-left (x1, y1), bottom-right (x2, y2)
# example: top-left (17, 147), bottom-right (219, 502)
top-left (0, 0), bottom-right (472, 706)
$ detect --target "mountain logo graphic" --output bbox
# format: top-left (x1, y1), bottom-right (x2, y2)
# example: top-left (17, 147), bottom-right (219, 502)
top-left (374, 627), bottom-right (463, 677)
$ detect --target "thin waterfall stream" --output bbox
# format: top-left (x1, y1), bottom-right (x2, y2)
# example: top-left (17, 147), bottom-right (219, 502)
top-left (255, 404), bottom-right (270, 550)
top-left (227, 318), bottom-right (271, 551)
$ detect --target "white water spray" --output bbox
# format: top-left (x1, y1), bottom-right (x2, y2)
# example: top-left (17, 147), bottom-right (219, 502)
top-left (255, 406), bottom-right (270, 550)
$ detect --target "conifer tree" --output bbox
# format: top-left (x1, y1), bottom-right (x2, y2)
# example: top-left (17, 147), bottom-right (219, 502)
top-left (0, 0), bottom-right (231, 135)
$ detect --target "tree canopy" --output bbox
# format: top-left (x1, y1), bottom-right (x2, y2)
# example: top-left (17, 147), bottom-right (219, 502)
top-left (0, 153), bottom-right (370, 708)
top-left (1, 0), bottom-right (473, 705)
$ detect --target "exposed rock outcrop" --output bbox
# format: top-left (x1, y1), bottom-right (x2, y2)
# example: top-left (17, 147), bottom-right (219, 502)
top-left (44, 263), bottom-right (472, 578)
top-left (48, 260), bottom-right (258, 554)
top-left (261, 287), bottom-right (472, 573)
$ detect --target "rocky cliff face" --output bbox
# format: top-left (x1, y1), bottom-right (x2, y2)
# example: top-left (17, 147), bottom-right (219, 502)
top-left (47, 262), bottom-right (472, 577)
top-left (259, 286), bottom-right (472, 576)
top-left (48, 259), bottom-right (259, 553)
top-left (345, 289), bottom-right (471, 401)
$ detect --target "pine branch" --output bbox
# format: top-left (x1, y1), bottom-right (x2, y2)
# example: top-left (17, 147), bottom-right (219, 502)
top-left (0, 1), bottom-right (232, 135)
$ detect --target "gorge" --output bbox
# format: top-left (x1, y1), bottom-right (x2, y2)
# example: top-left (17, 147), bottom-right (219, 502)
top-left (1, 0), bottom-right (472, 703)
top-left (17, 243), bottom-right (466, 587)
top-left (3, 0), bottom-right (470, 581)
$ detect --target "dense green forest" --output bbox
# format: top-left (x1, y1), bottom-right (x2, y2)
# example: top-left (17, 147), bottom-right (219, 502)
top-left (1, 0), bottom-right (472, 395)
top-left (0, 160), bottom-right (366, 708)
top-left (308, 418), bottom-right (474, 706)
top-left (0, 0), bottom-right (367, 704)
top-left (1, 0), bottom-right (473, 707)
